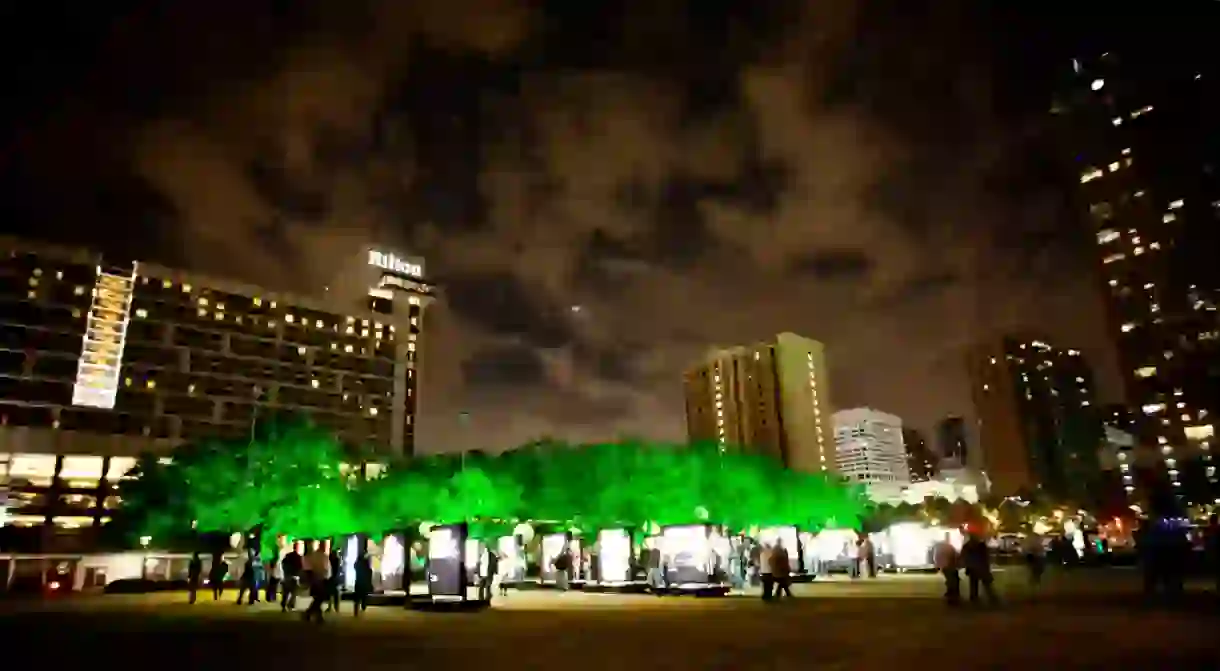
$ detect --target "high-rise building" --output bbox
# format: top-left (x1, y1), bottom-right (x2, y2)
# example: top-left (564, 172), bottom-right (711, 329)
top-left (1053, 32), bottom-right (1218, 503)
top-left (902, 428), bottom-right (937, 483)
top-left (966, 336), bottom-right (1104, 502)
top-left (935, 416), bottom-right (970, 469)
top-left (0, 237), bottom-right (433, 548)
top-left (683, 332), bottom-right (832, 472)
top-left (832, 408), bottom-right (910, 488)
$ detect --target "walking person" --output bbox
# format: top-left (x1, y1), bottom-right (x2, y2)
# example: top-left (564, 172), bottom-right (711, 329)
top-left (497, 551), bottom-right (512, 597)
top-left (187, 552), bottom-right (203, 604)
top-left (845, 537), bottom-right (860, 579)
top-left (480, 547), bottom-right (500, 602)
top-left (265, 550), bottom-right (281, 603)
top-left (961, 532), bottom-right (998, 605)
top-left (1022, 530), bottom-right (1047, 587)
top-left (770, 540), bottom-right (793, 600)
top-left (325, 546), bottom-right (341, 612)
top-left (759, 543), bottom-right (775, 601)
top-left (302, 541), bottom-right (331, 623)
top-left (860, 535), bottom-right (877, 578)
top-left (209, 553), bottom-right (228, 600)
top-left (645, 542), bottom-right (664, 594)
top-left (236, 551), bottom-right (258, 604)
top-left (553, 545), bottom-right (572, 592)
top-left (352, 551), bottom-right (373, 617)
top-left (280, 542), bottom-right (303, 612)
top-left (933, 533), bottom-right (960, 606)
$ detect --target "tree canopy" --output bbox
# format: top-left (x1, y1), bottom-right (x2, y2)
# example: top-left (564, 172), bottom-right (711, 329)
top-left (111, 420), bottom-right (869, 551)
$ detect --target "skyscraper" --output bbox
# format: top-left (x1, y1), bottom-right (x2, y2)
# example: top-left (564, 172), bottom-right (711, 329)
top-left (684, 332), bottom-right (832, 472)
top-left (0, 237), bottom-right (433, 548)
top-left (902, 428), bottom-right (937, 483)
top-left (1054, 32), bottom-right (1218, 503)
top-left (833, 408), bottom-right (910, 488)
top-left (935, 416), bottom-right (970, 469)
top-left (966, 336), bottom-right (1104, 501)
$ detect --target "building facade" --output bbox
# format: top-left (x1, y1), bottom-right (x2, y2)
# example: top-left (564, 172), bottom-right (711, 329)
top-left (1054, 34), bottom-right (1219, 504)
top-left (0, 237), bottom-right (433, 548)
top-left (832, 408), bottom-right (910, 489)
top-left (901, 428), bottom-right (937, 483)
top-left (684, 332), bottom-right (832, 472)
top-left (935, 416), bottom-right (970, 470)
top-left (966, 336), bottom-right (1104, 502)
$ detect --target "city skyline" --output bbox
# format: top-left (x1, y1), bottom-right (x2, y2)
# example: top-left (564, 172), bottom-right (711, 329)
top-left (8, 6), bottom-right (1216, 452)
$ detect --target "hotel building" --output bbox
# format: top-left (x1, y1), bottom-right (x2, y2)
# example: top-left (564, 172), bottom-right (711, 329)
top-left (0, 237), bottom-right (433, 549)
top-left (683, 332), bottom-right (833, 473)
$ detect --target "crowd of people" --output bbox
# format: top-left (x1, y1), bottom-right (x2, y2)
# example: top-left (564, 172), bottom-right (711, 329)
top-left (185, 540), bottom-right (375, 623)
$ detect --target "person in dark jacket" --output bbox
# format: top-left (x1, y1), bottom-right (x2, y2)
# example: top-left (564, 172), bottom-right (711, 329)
top-left (236, 550), bottom-right (262, 605)
top-left (208, 554), bottom-right (228, 600)
top-left (352, 551), bottom-right (374, 616)
top-left (326, 547), bottom-right (342, 612)
top-left (280, 543), bottom-right (303, 612)
top-left (187, 552), bottom-right (203, 604)
top-left (960, 533), bottom-right (998, 605)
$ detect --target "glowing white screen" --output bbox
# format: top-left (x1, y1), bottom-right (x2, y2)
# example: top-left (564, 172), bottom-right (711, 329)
top-left (344, 535), bottom-right (359, 591)
top-left (465, 539), bottom-right (482, 572)
top-left (662, 525), bottom-right (710, 572)
top-left (382, 534), bottom-right (405, 578)
top-left (758, 526), bottom-right (798, 556)
top-left (597, 529), bottom-right (631, 583)
top-left (429, 528), bottom-right (458, 560)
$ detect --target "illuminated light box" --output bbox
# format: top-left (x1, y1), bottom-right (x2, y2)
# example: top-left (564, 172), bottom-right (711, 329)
top-left (758, 526), bottom-right (800, 572)
top-left (662, 524), bottom-right (713, 587)
top-left (343, 535), bottom-right (360, 591)
top-left (597, 529), bottom-right (632, 585)
top-left (368, 250), bottom-right (424, 278)
top-left (497, 536), bottom-right (523, 583)
top-left (426, 524), bottom-right (467, 600)
top-left (381, 534), bottom-right (406, 592)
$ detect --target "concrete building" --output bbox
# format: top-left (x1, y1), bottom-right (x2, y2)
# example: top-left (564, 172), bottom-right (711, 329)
top-left (832, 408), bottom-right (910, 489)
top-left (935, 416), bottom-right (971, 470)
top-left (0, 237), bottom-right (434, 549)
top-left (902, 428), bottom-right (938, 483)
top-left (684, 332), bottom-right (832, 472)
top-left (967, 336), bottom-right (1104, 502)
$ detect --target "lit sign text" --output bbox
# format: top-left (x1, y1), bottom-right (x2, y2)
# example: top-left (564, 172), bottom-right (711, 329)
top-left (368, 250), bottom-right (423, 278)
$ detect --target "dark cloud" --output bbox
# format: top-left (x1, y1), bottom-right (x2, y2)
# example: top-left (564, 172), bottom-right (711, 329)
top-left (461, 345), bottom-right (547, 387)
top-left (3, 1), bottom-right (1128, 451)
top-left (445, 273), bottom-right (574, 349)
top-left (787, 249), bottom-right (874, 281)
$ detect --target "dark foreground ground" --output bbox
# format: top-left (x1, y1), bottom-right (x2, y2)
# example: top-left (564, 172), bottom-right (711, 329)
top-left (3, 570), bottom-right (1217, 670)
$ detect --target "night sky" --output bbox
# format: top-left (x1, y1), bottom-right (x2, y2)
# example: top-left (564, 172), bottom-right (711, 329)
top-left (1, 3), bottom-right (1187, 452)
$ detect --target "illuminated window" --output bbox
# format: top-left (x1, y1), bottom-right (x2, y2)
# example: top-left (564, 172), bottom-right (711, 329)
top-left (162, 279), bottom-right (172, 289)
top-left (285, 314), bottom-right (295, 323)
top-left (1102, 253), bottom-right (1124, 264)
top-left (311, 379), bottom-right (320, 389)
top-left (59, 456), bottom-right (104, 487)
top-left (1185, 425), bottom-right (1215, 441)
top-left (198, 297), bottom-right (208, 306)
top-left (105, 457), bottom-right (138, 481)
top-left (1097, 229), bottom-right (1119, 244)
top-left (1111, 117), bottom-right (1122, 127)
top-left (253, 297), bottom-right (262, 306)
top-left (1130, 105), bottom-right (1153, 118)
top-left (315, 320), bottom-right (324, 328)
top-left (1133, 246), bottom-right (1145, 255)
top-left (297, 346), bottom-right (306, 355)
top-left (368, 407), bottom-right (379, 417)
top-left (1080, 167), bottom-right (1104, 183)
top-left (1121, 148), bottom-right (1131, 156)
top-left (1142, 403), bottom-right (1165, 415)
top-left (1169, 199), bottom-right (1184, 209)
top-left (146, 379), bottom-right (156, 390)
top-left (135, 308), bottom-right (148, 318)
top-left (1108, 161), bottom-right (1120, 172)
top-left (182, 284), bottom-right (192, 292)
top-left (10, 454), bottom-right (57, 487)
top-left (1091, 78), bottom-right (1105, 91)
top-left (1121, 323), bottom-right (1136, 333)
top-left (1134, 366), bottom-right (1156, 378)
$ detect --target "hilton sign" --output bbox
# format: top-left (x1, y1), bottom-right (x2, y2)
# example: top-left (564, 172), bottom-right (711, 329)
top-left (368, 250), bottom-right (423, 278)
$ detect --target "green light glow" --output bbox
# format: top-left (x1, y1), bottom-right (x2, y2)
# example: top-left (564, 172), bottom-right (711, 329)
top-left (113, 421), bottom-right (867, 548)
